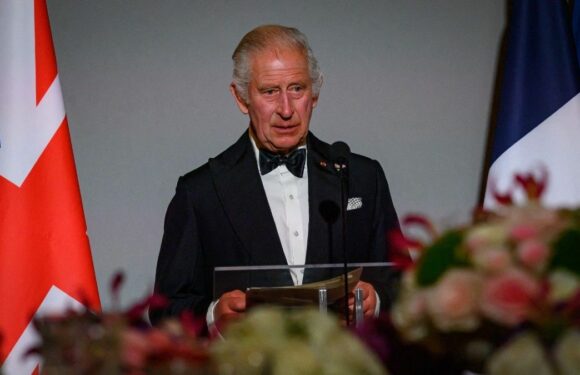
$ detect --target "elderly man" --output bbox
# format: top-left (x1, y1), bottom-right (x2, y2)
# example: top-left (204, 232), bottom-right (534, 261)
top-left (150, 25), bottom-right (400, 330)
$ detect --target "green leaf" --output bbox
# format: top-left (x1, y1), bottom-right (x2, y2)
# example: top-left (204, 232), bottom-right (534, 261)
top-left (570, 208), bottom-right (580, 228)
top-left (416, 230), bottom-right (466, 287)
top-left (549, 228), bottom-right (580, 277)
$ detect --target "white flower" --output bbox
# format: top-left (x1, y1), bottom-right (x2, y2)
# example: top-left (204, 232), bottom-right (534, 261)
top-left (212, 307), bottom-right (387, 375)
top-left (486, 332), bottom-right (554, 375)
top-left (554, 329), bottom-right (580, 375)
top-left (465, 224), bottom-right (508, 253)
top-left (548, 270), bottom-right (580, 303)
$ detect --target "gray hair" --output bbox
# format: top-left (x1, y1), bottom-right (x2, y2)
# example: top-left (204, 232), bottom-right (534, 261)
top-left (232, 25), bottom-right (323, 103)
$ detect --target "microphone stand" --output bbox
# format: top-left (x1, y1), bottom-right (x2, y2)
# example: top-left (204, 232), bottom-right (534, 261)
top-left (338, 162), bottom-right (349, 326)
top-left (328, 141), bottom-right (351, 325)
top-left (319, 200), bottom-right (340, 269)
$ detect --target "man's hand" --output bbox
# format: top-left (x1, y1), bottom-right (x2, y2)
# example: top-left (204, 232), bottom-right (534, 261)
top-left (214, 289), bottom-right (246, 332)
top-left (348, 281), bottom-right (377, 318)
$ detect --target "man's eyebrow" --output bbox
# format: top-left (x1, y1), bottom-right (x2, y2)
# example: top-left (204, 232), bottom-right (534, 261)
top-left (257, 83), bottom-right (280, 90)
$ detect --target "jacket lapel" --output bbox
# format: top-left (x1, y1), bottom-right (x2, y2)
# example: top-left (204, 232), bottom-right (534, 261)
top-left (209, 132), bottom-right (288, 267)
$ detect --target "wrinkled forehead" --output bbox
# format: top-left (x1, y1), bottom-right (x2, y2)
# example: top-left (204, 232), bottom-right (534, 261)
top-left (248, 43), bottom-right (307, 63)
top-left (248, 46), bottom-right (308, 76)
top-left (252, 50), bottom-right (309, 80)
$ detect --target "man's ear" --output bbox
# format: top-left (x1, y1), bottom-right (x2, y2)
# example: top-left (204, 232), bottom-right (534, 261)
top-left (312, 77), bottom-right (322, 108)
top-left (312, 94), bottom-right (319, 108)
top-left (230, 83), bottom-right (249, 114)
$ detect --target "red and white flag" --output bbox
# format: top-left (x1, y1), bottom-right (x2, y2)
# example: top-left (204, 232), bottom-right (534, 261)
top-left (0, 0), bottom-right (101, 373)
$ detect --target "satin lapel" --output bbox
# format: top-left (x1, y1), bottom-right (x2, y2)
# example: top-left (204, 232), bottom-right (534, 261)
top-left (305, 134), bottom-right (343, 267)
top-left (209, 133), bottom-right (288, 266)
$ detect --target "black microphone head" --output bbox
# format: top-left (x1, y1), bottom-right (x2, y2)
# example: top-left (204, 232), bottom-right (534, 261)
top-left (319, 200), bottom-right (340, 224)
top-left (329, 141), bottom-right (350, 163)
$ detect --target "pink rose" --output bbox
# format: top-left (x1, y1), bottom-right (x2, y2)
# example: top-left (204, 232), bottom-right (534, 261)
top-left (146, 328), bottom-right (173, 355)
top-left (516, 240), bottom-right (549, 271)
top-left (427, 269), bottom-right (481, 331)
top-left (473, 248), bottom-right (512, 273)
top-left (509, 224), bottom-right (538, 241)
top-left (480, 269), bottom-right (541, 326)
top-left (122, 329), bottom-right (149, 369)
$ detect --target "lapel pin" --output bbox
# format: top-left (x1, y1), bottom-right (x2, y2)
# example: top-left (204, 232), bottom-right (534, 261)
top-left (319, 160), bottom-right (327, 167)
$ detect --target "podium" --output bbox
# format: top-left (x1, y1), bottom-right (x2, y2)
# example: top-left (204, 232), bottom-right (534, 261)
top-left (213, 262), bottom-right (398, 324)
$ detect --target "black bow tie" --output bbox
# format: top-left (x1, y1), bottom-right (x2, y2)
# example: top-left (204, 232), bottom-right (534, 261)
top-left (259, 148), bottom-right (306, 178)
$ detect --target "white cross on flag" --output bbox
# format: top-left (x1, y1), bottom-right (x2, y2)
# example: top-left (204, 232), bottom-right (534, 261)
top-left (0, 0), bottom-right (101, 373)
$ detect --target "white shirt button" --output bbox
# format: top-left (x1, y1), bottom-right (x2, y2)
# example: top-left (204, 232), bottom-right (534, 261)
top-left (293, 230), bottom-right (299, 237)
top-left (289, 194), bottom-right (294, 200)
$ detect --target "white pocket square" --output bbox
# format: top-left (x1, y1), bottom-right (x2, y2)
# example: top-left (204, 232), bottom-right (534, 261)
top-left (347, 197), bottom-right (363, 211)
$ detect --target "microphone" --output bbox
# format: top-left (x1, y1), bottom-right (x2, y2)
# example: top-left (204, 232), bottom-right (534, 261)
top-left (319, 200), bottom-right (340, 224)
top-left (329, 141), bottom-right (351, 325)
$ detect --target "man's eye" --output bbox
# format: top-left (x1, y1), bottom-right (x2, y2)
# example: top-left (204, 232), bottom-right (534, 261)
top-left (289, 85), bottom-right (303, 92)
top-left (263, 89), bottom-right (277, 96)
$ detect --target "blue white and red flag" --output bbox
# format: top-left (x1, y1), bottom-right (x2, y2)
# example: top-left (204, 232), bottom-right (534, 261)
top-left (484, 0), bottom-right (580, 208)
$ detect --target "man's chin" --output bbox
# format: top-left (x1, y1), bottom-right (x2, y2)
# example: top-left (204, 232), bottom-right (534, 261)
top-left (269, 134), bottom-right (306, 152)
top-left (271, 141), bottom-right (304, 154)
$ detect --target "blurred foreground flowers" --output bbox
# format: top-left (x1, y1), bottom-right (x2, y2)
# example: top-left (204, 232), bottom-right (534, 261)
top-left (385, 173), bottom-right (580, 374)
top-left (37, 309), bottom-right (211, 375)
top-left (33, 172), bottom-right (580, 374)
top-left (212, 307), bottom-right (385, 375)
top-left (33, 276), bottom-right (385, 374)
top-left (34, 275), bottom-right (211, 374)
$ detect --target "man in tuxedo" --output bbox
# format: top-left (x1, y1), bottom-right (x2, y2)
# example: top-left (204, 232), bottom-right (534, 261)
top-left (150, 25), bottom-right (400, 330)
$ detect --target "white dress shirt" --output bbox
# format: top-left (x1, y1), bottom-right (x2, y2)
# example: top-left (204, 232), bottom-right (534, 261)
top-left (251, 138), bottom-right (309, 285)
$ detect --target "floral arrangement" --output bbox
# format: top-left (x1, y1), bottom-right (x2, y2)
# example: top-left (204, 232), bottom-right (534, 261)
top-left (211, 307), bottom-right (386, 375)
top-left (34, 274), bottom-right (211, 375)
top-left (386, 172), bottom-right (580, 374)
top-left (34, 274), bottom-right (385, 375)
top-left (34, 171), bottom-right (580, 375)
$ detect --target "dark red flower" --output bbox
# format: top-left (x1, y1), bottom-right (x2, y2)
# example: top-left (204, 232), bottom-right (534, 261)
top-left (179, 311), bottom-right (204, 337)
top-left (515, 166), bottom-right (548, 201)
top-left (489, 166), bottom-right (549, 206)
top-left (110, 270), bottom-right (126, 310)
top-left (403, 214), bottom-right (438, 240)
top-left (489, 176), bottom-right (513, 205)
top-left (387, 229), bottom-right (417, 271)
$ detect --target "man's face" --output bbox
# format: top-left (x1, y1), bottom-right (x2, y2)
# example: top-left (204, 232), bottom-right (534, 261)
top-left (231, 48), bottom-right (318, 154)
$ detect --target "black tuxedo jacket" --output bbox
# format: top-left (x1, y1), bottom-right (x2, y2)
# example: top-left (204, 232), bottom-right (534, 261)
top-left (150, 131), bottom-right (399, 324)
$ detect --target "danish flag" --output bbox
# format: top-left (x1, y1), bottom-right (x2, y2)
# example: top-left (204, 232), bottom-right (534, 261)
top-left (0, 0), bottom-right (101, 373)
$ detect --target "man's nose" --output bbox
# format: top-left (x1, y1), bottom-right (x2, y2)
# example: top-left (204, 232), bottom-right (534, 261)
top-left (276, 92), bottom-right (294, 119)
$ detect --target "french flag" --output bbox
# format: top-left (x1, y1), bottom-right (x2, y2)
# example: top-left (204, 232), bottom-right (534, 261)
top-left (484, 0), bottom-right (580, 208)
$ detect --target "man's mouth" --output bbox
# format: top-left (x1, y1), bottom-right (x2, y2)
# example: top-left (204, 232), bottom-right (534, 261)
top-left (272, 125), bottom-right (299, 135)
